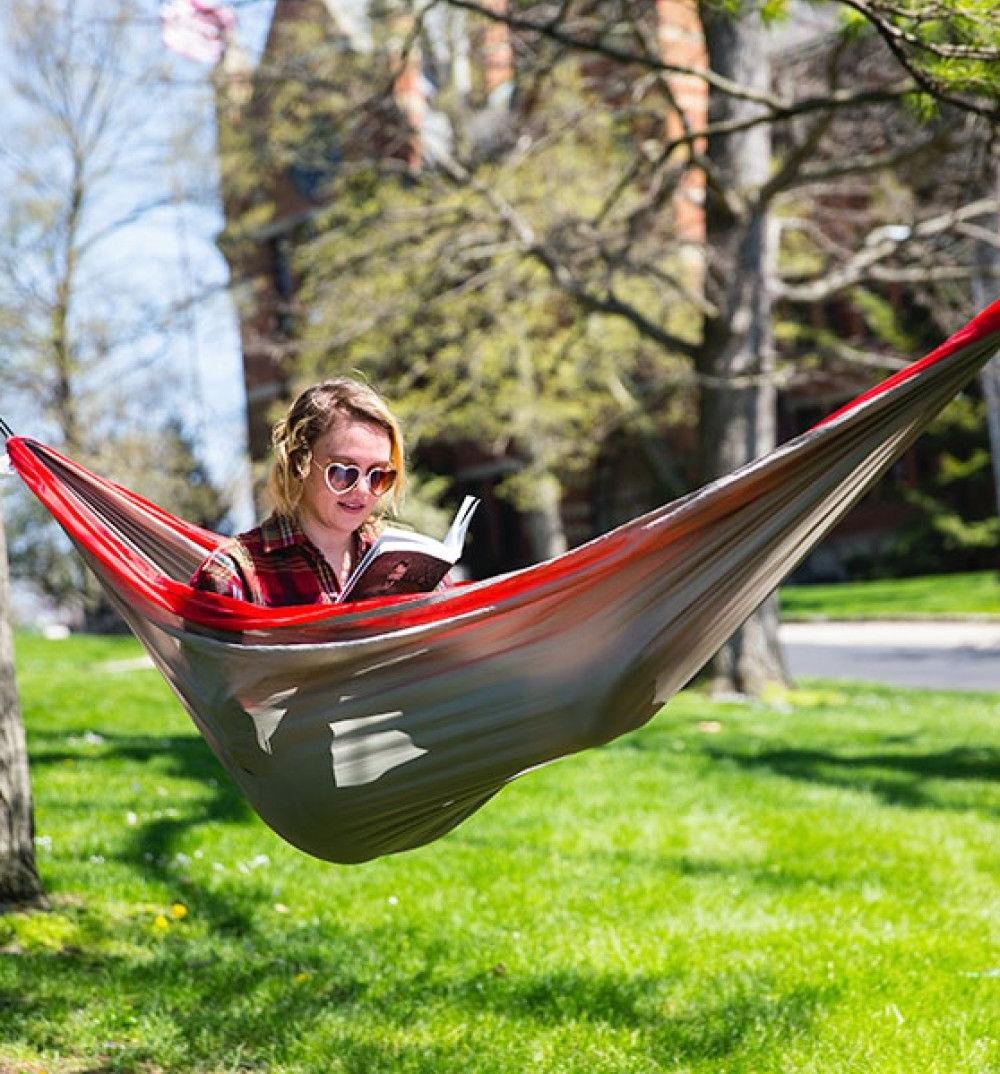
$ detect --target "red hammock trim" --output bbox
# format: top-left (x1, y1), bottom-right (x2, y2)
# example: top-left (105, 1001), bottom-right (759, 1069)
top-left (815, 299), bottom-right (1000, 428)
top-left (9, 297), bottom-right (1000, 635)
top-left (7, 433), bottom-right (631, 635)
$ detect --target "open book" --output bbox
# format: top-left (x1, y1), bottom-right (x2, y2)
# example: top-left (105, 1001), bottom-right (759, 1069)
top-left (339, 496), bottom-right (480, 603)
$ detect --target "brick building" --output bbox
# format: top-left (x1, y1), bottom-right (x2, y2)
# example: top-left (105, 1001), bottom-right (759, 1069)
top-left (213, 0), bottom-right (710, 573)
top-left (212, 2), bottom-right (985, 579)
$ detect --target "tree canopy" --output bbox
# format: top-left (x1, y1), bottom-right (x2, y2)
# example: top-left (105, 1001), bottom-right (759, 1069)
top-left (214, 0), bottom-right (999, 689)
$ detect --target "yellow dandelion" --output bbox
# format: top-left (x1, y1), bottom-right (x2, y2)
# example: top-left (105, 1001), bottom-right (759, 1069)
top-left (170, 902), bottom-right (188, 920)
top-left (153, 914), bottom-right (170, 931)
top-left (294, 971), bottom-right (311, 984)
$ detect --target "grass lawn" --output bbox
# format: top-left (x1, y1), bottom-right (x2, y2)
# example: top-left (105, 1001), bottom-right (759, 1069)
top-left (780, 570), bottom-right (1000, 620)
top-left (3, 632), bottom-right (1000, 1073)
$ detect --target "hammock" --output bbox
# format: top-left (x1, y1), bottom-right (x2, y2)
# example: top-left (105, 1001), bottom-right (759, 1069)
top-left (7, 299), bottom-right (1000, 863)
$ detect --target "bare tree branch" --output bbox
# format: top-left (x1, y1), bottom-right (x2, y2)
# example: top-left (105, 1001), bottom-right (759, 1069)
top-left (837, 0), bottom-right (1000, 60)
top-left (438, 0), bottom-right (916, 117)
top-left (776, 197), bottom-right (1000, 301)
top-left (432, 150), bottom-right (701, 358)
top-left (785, 131), bottom-right (948, 189)
top-left (832, 0), bottom-right (1000, 118)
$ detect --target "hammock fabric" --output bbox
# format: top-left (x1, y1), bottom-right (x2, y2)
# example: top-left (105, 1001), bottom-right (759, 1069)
top-left (8, 299), bottom-right (1000, 863)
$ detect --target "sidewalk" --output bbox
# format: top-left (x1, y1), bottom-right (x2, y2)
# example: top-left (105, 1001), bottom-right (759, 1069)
top-left (780, 619), bottom-right (1000, 649)
top-left (779, 619), bottom-right (1000, 691)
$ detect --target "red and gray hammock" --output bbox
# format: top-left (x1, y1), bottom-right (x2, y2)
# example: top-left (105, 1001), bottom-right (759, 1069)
top-left (7, 299), bottom-right (1000, 863)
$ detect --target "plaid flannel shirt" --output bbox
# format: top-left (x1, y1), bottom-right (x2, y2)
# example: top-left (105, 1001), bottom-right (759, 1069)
top-left (190, 513), bottom-right (376, 607)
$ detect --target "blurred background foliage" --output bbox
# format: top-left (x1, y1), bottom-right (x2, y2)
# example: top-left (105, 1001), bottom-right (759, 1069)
top-left (1, 0), bottom-right (998, 647)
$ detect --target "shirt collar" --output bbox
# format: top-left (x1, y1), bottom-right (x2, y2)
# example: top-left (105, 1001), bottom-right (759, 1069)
top-left (260, 512), bottom-right (306, 554)
top-left (259, 512), bottom-right (378, 556)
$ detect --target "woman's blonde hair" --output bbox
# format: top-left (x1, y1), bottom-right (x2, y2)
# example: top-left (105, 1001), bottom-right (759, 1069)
top-left (266, 378), bottom-right (406, 518)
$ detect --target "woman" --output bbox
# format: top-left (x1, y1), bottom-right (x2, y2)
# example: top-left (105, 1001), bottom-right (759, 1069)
top-left (191, 378), bottom-right (405, 606)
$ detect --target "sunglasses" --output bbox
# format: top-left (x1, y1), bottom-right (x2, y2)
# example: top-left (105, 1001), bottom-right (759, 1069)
top-left (319, 460), bottom-right (397, 497)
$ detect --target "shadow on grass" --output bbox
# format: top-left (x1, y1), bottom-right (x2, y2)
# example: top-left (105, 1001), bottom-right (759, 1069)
top-left (705, 742), bottom-right (1000, 813)
top-left (328, 965), bottom-right (830, 1070)
top-left (452, 828), bottom-right (861, 894)
top-left (464, 964), bottom-right (827, 1035)
top-left (30, 730), bottom-right (231, 786)
top-left (3, 941), bottom-right (366, 1068)
top-left (32, 729), bottom-right (261, 935)
top-left (3, 939), bottom-right (831, 1071)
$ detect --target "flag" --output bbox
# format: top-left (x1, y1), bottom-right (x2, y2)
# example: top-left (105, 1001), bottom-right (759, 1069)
top-left (161, 0), bottom-right (237, 65)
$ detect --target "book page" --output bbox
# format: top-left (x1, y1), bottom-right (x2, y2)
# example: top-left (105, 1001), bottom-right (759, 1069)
top-left (343, 549), bottom-right (451, 602)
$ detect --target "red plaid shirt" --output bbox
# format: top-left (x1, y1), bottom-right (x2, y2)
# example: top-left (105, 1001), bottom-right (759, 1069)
top-left (190, 513), bottom-right (376, 607)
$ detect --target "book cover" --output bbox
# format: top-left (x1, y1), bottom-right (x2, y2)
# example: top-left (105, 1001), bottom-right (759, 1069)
top-left (339, 495), bottom-right (480, 603)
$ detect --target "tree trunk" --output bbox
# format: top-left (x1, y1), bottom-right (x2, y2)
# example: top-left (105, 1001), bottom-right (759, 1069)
top-left (51, 154), bottom-right (86, 459)
top-left (0, 492), bottom-right (45, 907)
top-left (697, 3), bottom-right (789, 694)
top-left (971, 164), bottom-right (1000, 518)
top-left (522, 470), bottom-right (569, 563)
top-left (981, 354), bottom-right (1000, 518)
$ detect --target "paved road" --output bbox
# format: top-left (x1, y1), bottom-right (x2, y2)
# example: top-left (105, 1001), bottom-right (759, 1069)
top-left (780, 620), bottom-right (1000, 692)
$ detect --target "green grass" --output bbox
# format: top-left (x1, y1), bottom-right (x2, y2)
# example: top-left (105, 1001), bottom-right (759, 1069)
top-left (4, 632), bottom-right (1000, 1073)
top-left (781, 570), bottom-right (1000, 620)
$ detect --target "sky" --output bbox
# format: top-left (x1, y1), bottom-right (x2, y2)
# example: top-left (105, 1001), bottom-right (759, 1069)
top-left (145, 0), bottom-right (280, 528)
top-left (152, 0), bottom-right (278, 528)
top-left (0, 0), bottom-right (280, 532)
top-left (8, 0), bottom-right (991, 538)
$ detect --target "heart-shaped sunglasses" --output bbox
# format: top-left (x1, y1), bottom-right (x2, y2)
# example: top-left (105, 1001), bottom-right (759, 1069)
top-left (315, 460), bottom-right (397, 497)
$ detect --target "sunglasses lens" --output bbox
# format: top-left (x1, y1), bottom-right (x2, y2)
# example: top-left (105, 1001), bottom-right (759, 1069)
top-left (368, 468), bottom-right (396, 495)
top-left (325, 463), bottom-right (360, 493)
top-left (323, 463), bottom-right (395, 495)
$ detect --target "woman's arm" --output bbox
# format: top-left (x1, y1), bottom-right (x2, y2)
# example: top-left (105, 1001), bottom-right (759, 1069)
top-left (190, 547), bottom-right (250, 602)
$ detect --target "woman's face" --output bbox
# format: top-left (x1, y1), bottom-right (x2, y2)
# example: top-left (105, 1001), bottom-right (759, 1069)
top-left (298, 416), bottom-right (394, 541)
